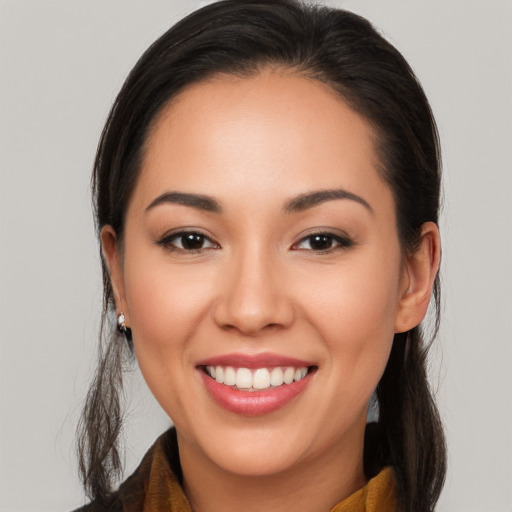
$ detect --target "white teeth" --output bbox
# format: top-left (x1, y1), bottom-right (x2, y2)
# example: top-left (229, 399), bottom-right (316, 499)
top-left (253, 368), bottom-right (271, 389)
top-left (205, 365), bottom-right (309, 390)
top-left (223, 366), bottom-right (236, 386)
top-left (283, 367), bottom-right (295, 384)
top-left (270, 367), bottom-right (284, 387)
top-left (235, 368), bottom-right (253, 389)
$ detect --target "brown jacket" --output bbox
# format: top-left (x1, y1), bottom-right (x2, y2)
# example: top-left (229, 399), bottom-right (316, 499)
top-left (75, 429), bottom-right (396, 512)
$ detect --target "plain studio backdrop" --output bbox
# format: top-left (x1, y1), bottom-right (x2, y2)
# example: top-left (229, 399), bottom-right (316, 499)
top-left (0, 1), bottom-right (511, 511)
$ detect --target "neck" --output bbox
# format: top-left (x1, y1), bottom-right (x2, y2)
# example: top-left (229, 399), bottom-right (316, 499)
top-left (177, 426), bottom-right (367, 512)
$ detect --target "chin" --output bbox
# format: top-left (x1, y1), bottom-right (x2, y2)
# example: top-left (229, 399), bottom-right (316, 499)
top-left (205, 434), bottom-right (307, 477)
top-left (176, 414), bottom-right (312, 477)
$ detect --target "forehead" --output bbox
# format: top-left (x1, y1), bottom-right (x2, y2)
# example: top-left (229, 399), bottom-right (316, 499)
top-left (135, 70), bottom-right (390, 213)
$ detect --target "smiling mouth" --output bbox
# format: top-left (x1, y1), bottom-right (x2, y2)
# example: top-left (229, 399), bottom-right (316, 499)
top-left (202, 365), bottom-right (317, 392)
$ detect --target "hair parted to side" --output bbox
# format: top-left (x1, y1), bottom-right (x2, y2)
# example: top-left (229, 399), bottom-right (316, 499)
top-left (77, 1), bottom-right (446, 510)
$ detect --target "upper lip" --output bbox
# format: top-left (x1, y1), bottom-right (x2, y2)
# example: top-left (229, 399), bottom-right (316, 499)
top-left (196, 352), bottom-right (316, 369)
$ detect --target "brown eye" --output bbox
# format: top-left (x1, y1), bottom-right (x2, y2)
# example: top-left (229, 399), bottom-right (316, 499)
top-left (308, 235), bottom-right (335, 251)
top-left (294, 232), bottom-right (353, 252)
top-left (180, 233), bottom-right (208, 250)
top-left (157, 231), bottom-right (218, 251)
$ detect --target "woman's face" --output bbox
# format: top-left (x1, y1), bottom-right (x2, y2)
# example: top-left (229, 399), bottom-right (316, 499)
top-left (106, 71), bottom-right (414, 478)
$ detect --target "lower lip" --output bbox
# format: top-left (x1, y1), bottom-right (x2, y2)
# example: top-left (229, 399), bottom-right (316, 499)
top-left (200, 370), bottom-right (313, 416)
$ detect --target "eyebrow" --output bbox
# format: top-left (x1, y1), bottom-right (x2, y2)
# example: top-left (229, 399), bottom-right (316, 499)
top-left (283, 189), bottom-right (373, 214)
top-left (145, 188), bottom-right (372, 216)
top-left (146, 192), bottom-right (222, 214)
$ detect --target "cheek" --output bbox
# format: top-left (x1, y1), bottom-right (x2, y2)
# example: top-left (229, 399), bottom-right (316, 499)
top-left (124, 259), bottom-right (215, 347)
top-left (121, 245), bottom-right (217, 386)
top-left (121, 254), bottom-right (220, 424)
top-left (301, 249), bottom-right (402, 385)
top-left (306, 256), bottom-right (401, 337)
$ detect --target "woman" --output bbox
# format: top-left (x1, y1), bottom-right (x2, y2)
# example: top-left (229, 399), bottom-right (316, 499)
top-left (75, 1), bottom-right (446, 510)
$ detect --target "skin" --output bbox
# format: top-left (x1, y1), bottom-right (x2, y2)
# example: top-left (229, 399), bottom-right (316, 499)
top-left (102, 70), bottom-right (440, 512)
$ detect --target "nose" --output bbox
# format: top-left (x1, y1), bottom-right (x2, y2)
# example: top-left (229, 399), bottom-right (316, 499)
top-left (212, 246), bottom-right (295, 336)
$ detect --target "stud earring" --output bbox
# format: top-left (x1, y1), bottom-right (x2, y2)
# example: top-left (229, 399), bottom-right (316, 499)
top-left (117, 312), bottom-right (128, 334)
top-left (117, 311), bottom-right (133, 348)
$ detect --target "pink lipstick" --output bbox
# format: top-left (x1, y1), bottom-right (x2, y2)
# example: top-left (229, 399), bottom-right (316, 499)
top-left (197, 353), bottom-right (316, 416)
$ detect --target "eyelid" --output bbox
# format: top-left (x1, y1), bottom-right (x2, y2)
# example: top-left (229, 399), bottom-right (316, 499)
top-left (155, 227), bottom-right (354, 253)
top-left (156, 228), bottom-right (220, 251)
top-left (291, 230), bottom-right (355, 252)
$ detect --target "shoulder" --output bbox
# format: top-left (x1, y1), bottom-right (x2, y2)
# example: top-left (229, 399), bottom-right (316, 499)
top-left (71, 496), bottom-right (122, 512)
top-left (72, 428), bottom-right (179, 512)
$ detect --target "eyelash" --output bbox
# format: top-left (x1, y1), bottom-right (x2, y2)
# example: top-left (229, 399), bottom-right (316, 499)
top-left (156, 230), bottom-right (354, 254)
top-left (292, 232), bottom-right (354, 253)
top-left (156, 230), bottom-right (219, 252)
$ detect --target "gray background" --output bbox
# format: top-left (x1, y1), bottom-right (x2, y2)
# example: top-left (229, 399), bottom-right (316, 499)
top-left (1, 1), bottom-right (511, 510)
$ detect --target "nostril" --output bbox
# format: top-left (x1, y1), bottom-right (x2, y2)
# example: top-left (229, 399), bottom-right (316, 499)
top-left (220, 321), bottom-right (287, 336)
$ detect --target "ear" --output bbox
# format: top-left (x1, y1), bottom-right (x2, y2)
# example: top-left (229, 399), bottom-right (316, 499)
top-left (101, 225), bottom-right (129, 325)
top-left (395, 222), bottom-right (441, 333)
